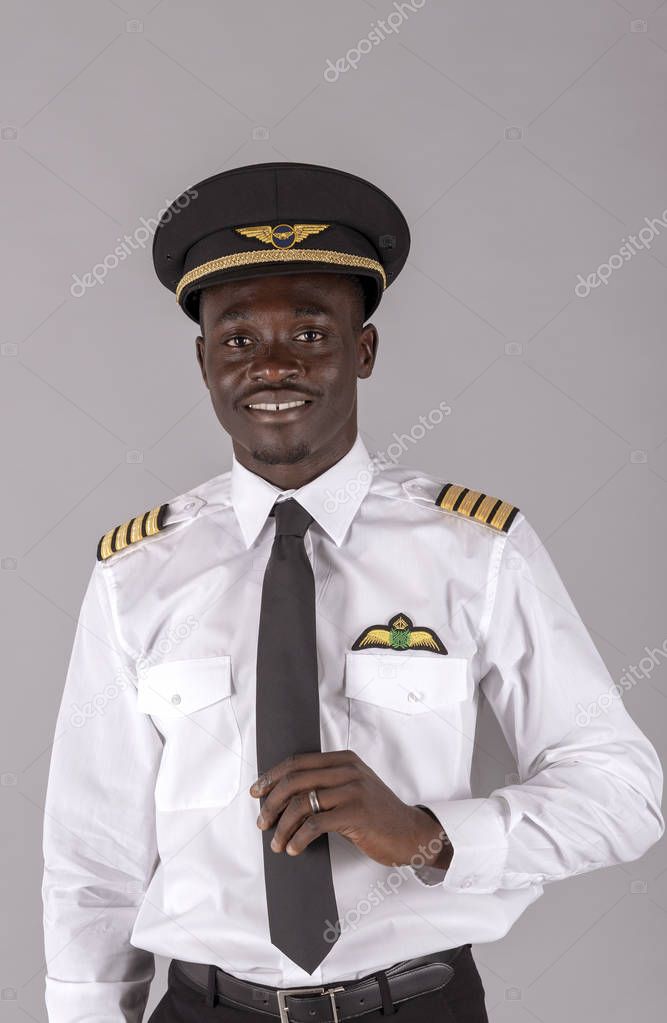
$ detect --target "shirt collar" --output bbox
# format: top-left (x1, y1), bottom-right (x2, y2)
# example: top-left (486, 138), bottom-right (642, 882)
top-left (230, 432), bottom-right (373, 549)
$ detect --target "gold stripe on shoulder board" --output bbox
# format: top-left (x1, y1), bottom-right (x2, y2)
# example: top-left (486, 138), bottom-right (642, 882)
top-left (97, 503), bottom-right (169, 562)
top-left (434, 483), bottom-right (519, 533)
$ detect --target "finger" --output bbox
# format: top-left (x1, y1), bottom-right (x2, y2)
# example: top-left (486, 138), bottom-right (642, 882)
top-left (270, 784), bottom-right (353, 852)
top-left (284, 808), bottom-right (347, 855)
top-left (258, 767), bottom-right (356, 829)
top-left (269, 791), bottom-right (314, 852)
top-left (250, 750), bottom-right (359, 796)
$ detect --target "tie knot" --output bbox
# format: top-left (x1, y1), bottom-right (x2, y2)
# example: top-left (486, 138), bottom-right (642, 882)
top-left (271, 497), bottom-right (314, 538)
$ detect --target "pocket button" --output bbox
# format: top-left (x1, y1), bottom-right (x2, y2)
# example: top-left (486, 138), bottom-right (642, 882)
top-left (137, 655), bottom-right (241, 810)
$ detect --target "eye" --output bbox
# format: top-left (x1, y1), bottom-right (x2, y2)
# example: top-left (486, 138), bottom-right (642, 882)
top-left (224, 335), bottom-right (253, 348)
top-left (296, 329), bottom-right (324, 342)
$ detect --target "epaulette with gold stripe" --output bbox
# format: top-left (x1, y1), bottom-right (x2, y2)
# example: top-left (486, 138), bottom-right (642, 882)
top-left (435, 483), bottom-right (519, 533)
top-left (97, 503), bottom-right (169, 562)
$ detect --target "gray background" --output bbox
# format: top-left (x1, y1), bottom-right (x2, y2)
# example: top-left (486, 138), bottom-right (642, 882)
top-left (2, 0), bottom-right (666, 1019)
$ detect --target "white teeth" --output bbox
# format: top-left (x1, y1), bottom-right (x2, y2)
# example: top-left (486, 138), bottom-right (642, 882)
top-left (247, 400), bottom-right (308, 411)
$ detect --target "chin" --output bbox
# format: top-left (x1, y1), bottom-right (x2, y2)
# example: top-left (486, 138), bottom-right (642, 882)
top-left (250, 439), bottom-right (312, 466)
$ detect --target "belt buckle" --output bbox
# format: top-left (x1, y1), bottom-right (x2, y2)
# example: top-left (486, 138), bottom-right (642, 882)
top-left (276, 984), bottom-right (345, 1023)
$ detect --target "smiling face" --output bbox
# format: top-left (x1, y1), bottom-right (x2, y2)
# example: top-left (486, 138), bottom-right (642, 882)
top-left (195, 272), bottom-right (379, 489)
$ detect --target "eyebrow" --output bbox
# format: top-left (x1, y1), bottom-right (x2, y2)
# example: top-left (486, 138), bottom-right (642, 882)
top-left (294, 304), bottom-right (330, 317)
top-left (210, 303), bottom-right (332, 325)
top-left (212, 309), bottom-right (250, 323)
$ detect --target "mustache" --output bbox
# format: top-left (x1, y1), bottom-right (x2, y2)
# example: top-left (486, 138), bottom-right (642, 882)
top-left (237, 386), bottom-right (321, 404)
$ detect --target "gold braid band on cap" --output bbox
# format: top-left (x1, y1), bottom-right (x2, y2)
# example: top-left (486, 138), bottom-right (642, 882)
top-left (97, 503), bottom-right (169, 562)
top-left (435, 483), bottom-right (519, 533)
top-left (175, 249), bottom-right (387, 303)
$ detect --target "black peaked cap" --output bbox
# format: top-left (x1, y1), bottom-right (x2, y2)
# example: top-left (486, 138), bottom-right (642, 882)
top-left (152, 161), bottom-right (410, 323)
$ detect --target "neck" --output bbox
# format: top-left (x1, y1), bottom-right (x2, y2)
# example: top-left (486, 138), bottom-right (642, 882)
top-left (232, 422), bottom-right (357, 490)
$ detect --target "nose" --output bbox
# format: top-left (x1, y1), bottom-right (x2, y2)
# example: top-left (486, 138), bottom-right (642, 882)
top-left (248, 341), bottom-right (305, 384)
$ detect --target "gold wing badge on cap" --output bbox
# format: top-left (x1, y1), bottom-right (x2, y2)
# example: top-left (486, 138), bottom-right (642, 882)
top-left (351, 613), bottom-right (447, 654)
top-left (235, 223), bottom-right (330, 249)
top-left (435, 483), bottom-right (519, 533)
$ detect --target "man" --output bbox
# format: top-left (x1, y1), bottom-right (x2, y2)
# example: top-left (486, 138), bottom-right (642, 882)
top-left (42, 162), bottom-right (664, 1023)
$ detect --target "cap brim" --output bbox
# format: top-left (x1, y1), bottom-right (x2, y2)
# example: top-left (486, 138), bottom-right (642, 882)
top-left (182, 262), bottom-right (382, 325)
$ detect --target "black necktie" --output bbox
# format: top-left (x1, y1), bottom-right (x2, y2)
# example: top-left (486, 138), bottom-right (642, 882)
top-left (255, 497), bottom-right (340, 973)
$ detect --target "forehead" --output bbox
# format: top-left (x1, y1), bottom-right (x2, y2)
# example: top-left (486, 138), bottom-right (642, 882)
top-left (200, 272), bottom-right (356, 318)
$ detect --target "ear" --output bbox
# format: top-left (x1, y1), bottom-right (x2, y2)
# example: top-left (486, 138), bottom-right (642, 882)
top-left (357, 324), bottom-right (379, 380)
top-left (195, 335), bottom-right (209, 388)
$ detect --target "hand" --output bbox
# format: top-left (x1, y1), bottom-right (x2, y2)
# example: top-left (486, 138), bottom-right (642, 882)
top-left (249, 750), bottom-right (453, 871)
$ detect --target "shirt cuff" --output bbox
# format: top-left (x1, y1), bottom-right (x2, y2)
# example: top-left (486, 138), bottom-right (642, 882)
top-left (410, 797), bottom-right (509, 892)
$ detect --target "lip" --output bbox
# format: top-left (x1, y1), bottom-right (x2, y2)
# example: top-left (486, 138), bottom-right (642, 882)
top-left (240, 391), bottom-right (316, 421)
top-left (242, 399), bottom-right (314, 421)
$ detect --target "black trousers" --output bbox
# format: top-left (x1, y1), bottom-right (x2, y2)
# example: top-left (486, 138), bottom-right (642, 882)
top-left (146, 945), bottom-right (489, 1023)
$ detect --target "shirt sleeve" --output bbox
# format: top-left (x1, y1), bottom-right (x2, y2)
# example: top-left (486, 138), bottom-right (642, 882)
top-left (41, 561), bottom-right (163, 1022)
top-left (410, 513), bottom-right (665, 892)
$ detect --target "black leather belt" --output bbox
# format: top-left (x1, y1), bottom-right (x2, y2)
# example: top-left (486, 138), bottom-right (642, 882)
top-left (172, 945), bottom-right (465, 1022)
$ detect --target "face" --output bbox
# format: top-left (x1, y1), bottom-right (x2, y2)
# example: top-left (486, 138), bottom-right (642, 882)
top-left (195, 272), bottom-right (379, 487)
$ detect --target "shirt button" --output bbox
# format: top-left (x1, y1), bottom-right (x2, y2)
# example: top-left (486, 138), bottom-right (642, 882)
top-left (462, 877), bottom-right (474, 888)
top-left (171, 693), bottom-right (182, 705)
top-left (407, 690), bottom-right (423, 703)
top-left (184, 502), bottom-right (194, 510)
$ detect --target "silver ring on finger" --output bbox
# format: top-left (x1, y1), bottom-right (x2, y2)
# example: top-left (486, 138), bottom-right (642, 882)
top-left (308, 788), bottom-right (321, 814)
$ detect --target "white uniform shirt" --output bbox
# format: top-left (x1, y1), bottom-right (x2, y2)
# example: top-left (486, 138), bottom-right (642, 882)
top-left (41, 431), bottom-right (664, 1022)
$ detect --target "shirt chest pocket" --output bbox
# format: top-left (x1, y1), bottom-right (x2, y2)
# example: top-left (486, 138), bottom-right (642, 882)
top-left (137, 656), bottom-right (243, 812)
top-left (344, 650), bottom-right (472, 804)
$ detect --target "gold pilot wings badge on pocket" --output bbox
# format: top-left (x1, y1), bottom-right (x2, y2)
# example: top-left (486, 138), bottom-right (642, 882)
top-left (351, 612), bottom-right (447, 654)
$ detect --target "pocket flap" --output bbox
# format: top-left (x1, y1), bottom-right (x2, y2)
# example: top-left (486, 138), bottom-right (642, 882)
top-left (137, 656), bottom-right (233, 717)
top-left (344, 651), bottom-right (470, 714)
